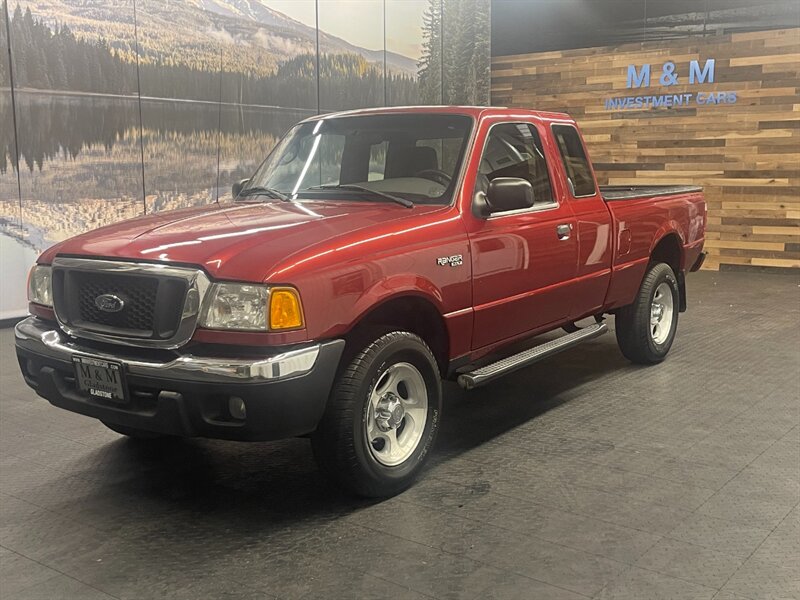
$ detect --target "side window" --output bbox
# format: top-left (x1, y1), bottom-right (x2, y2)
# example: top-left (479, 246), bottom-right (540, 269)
top-left (475, 123), bottom-right (554, 208)
top-left (552, 124), bottom-right (596, 197)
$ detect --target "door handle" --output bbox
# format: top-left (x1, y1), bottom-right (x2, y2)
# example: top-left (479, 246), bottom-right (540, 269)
top-left (556, 223), bottom-right (572, 240)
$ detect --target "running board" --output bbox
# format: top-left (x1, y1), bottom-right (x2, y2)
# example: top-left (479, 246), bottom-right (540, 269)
top-left (457, 323), bottom-right (608, 390)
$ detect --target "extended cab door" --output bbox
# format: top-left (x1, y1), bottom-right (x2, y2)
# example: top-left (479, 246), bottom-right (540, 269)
top-left (466, 120), bottom-right (578, 350)
top-left (550, 123), bottom-right (613, 320)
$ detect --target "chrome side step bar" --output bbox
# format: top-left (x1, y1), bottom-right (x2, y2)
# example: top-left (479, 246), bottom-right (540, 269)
top-left (457, 323), bottom-right (608, 390)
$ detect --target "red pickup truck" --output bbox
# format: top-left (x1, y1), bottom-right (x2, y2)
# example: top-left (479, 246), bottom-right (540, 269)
top-left (16, 106), bottom-right (706, 496)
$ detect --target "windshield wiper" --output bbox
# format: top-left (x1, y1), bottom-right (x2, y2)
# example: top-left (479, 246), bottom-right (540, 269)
top-left (237, 186), bottom-right (290, 201)
top-left (309, 184), bottom-right (413, 208)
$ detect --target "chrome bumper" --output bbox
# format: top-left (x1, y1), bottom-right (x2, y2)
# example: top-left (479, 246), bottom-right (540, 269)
top-left (14, 317), bottom-right (324, 383)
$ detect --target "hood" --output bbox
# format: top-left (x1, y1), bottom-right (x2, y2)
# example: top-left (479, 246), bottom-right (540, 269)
top-left (41, 200), bottom-right (445, 281)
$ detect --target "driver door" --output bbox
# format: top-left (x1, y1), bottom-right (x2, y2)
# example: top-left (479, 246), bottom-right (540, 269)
top-left (469, 121), bottom-right (578, 349)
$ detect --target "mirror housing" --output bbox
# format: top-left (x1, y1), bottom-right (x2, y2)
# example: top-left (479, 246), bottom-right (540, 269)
top-left (232, 178), bottom-right (250, 198)
top-left (484, 177), bottom-right (534, 214)
top-left (473, 191), bottom-right (491, 218)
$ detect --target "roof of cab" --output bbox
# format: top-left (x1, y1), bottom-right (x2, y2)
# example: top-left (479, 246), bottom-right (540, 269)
top-left (300, 105), bottom-right (573, 123)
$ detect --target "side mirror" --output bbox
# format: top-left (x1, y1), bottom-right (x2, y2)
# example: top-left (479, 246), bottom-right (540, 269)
top-left (232, 178), bottom-right (250, 198)
top-left (485, 177), bottom-right (534, 214)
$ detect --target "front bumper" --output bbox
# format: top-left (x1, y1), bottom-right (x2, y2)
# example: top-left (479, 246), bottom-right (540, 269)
top-left (15, 317), bottom-right (345, 441)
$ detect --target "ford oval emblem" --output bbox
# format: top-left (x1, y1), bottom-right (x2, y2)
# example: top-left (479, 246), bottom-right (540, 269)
top-left (95, 294), bottom-right (125, 313)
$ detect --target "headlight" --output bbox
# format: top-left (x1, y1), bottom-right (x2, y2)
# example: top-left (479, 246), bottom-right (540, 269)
top-left (28, 265), bottom-right (53, 307)
top-left (200, 283), bottom-right (269, 331)
top-left (200, 283), bottom-right (305, 331)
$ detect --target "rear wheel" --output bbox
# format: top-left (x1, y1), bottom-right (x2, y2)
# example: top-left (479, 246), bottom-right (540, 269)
top-left (103, 422), bottom-right (168, 439)
top-left (311, 331), bottom-right (441, 497)
top-left (615, 262), bottom-right (679, 364)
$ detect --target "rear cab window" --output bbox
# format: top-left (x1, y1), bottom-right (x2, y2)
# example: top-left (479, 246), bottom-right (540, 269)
top-left (552, 124), bottom-right (596, 198)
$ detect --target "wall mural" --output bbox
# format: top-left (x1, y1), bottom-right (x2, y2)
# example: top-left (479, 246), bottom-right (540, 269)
top-left (0, 0), bottom-right (491, 318)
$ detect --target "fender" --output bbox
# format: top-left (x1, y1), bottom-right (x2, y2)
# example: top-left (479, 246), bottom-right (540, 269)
top-left (650, 222), bottom-right (686, 269)
top-left (347, 273), bottom-right (447, 328)
top-left (650, 226), bottom-right (688, 312)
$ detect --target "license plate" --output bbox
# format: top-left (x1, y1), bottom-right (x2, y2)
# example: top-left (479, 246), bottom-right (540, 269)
top-left (72, 356), bottom-right (127, 402)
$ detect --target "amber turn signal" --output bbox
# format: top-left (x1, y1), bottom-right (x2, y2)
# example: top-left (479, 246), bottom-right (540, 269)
top-left (269, 288), bottom-right (304, 330)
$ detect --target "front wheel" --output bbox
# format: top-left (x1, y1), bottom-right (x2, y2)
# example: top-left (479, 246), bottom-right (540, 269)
top-left (615, 262), bottom-right (680, 364)
top-left (311, 331), bottom-right (442, 497)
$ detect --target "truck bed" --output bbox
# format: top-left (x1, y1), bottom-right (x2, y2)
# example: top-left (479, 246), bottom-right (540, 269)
top-left (600, 185), bottom-right (702, 201)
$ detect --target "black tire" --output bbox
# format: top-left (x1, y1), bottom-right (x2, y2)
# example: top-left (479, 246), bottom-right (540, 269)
top-left (311, 331), bottom-right (442, 498)
top-left (103, 421), bottom-right (169, 439)
top-left (615, 262), bottom-right (680, 364)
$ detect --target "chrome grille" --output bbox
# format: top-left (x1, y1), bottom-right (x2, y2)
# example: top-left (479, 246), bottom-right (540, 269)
top-left (51, 257), bottom-right (210, 349)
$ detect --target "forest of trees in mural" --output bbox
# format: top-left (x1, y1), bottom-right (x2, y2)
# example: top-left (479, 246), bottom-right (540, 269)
top-left (2, 1), bottom-right (491, 109)
top-left (2, 6), bottom-right (421, 109)
top-left (419, 0), bottom-right (492, 105)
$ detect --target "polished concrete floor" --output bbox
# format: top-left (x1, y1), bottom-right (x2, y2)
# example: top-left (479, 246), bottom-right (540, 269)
top-left (1, 271), bottom-right (798, 600)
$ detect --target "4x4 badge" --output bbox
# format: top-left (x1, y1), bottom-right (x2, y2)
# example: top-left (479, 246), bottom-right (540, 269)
top-left (436, 255), bottom-right (463, 267)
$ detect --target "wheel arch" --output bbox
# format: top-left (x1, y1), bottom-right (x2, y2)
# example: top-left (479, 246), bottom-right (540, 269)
top-left (650, 232), bottom-right (687, 312)
top-left (650, 232), bottom-right (683, 272)
top-left (343, 293), bottom-right (450, 376)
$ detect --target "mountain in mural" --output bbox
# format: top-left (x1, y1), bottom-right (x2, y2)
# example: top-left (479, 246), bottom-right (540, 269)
top-left (190, 0), bottom-right (417, 73)
top-left (9, 0), bottom-right (417, 77)
top-left (189, 0), bottom-right (311, 28)
top-left (2, 4), bottom-right (420, 108)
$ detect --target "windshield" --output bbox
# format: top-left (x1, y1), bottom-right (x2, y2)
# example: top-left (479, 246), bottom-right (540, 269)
top-left (242, 113), bottom-right (473, 205)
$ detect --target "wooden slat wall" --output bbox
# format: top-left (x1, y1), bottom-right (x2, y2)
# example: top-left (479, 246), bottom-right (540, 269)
top-left (491, 28), bottom-right (800, 270)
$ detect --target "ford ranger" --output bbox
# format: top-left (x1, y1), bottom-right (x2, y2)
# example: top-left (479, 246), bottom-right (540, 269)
top-left (15, 106), bottom-right (706, 496)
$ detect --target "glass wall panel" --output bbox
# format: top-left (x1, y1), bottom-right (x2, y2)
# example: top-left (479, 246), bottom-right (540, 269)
top-left (0, 1), bottom-right (31, 318)
top-left (6, 0), bottom-right (142, 316)
top-left (386, 0), bottom-right (428, 106)
top-left (318, 0), bottom-right (385, 111)
top-left (216, 1), bottom-right (317, 202)
top-left (220, 0), bottom-right (318, 112)
top-left (136, 0), bottom-right (221, 212)
top-left (443, 0), bottom-right (491, 105)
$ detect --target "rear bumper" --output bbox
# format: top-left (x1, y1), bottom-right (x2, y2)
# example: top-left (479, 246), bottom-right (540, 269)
top-left (14, 317), bottom-right (345, 441)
